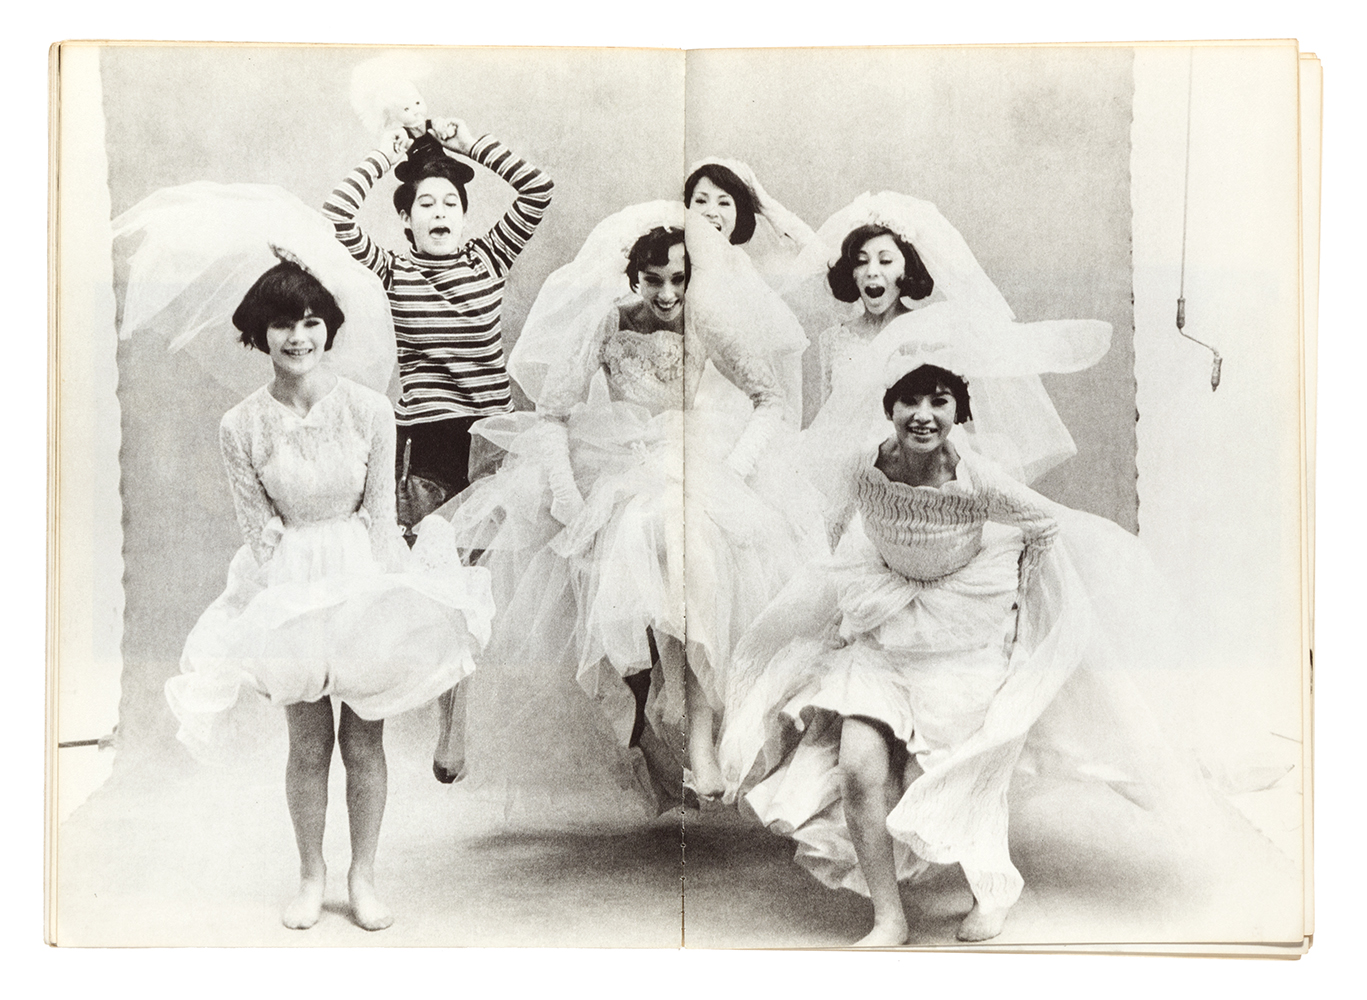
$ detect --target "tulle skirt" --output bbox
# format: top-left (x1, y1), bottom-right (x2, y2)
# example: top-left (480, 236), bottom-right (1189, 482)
top-left (166, 513), bottom-right (494, 759)
top-left (720, 508), bottom-right (1215, 911)
top-left (444, 375), bottom-right (824, 799)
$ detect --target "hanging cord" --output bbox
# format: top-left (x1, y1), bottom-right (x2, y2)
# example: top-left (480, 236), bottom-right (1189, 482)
top-left (1177, 48), bottom-right (1222, 391)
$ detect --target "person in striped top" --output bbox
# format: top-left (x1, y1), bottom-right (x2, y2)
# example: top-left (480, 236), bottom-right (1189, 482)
top-left (324, 117), bottom-right (553, 509)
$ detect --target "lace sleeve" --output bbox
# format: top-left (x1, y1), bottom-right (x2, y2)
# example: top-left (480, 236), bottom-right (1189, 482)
top-left (537, 306), bottom-right (617, 417)
top-left (358, 389), bottom-right (401, 557)
top-left (219, 413), bottom-right (279, 566)
top-left (817, 323), bottom-right (842, 411)
top-left (707, 333), bottom-right (791, 479)
top-left (974, 455), bottom-right (1059, 582)
top-left (824, 449), bottom-right (863, 551)
top-left (321, 149), bottom-right (398, 288)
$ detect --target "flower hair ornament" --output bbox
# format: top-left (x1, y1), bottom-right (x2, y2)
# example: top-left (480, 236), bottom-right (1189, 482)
top-left (113, 182), bottom-right (397, 398)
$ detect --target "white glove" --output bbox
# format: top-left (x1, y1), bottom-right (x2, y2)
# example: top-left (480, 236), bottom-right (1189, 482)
top-left (542, 421), bottom-right (585, 525)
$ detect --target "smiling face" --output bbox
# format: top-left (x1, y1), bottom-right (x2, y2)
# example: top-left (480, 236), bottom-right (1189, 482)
top-left (688, 175), bottom-right (738, 241)
top-left (634, 242), bottom-right (687, 325)
top-left (890, 385), bottom-right (957, 454)
top-left (388, 83), bottom-right (428, 131)
top-left (853, 234), bottom-right (908, 316)
top-left (266, 310), bottom-right (329, 379)
top-left (402, 176), bottom-right (465, 255)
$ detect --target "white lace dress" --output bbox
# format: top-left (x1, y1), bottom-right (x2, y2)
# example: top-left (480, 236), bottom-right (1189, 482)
top-left (165, 377), bottom-right (494, 755)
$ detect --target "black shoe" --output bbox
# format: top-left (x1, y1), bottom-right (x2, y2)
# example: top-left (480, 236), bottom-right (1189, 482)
top-left (432, 760), bottom-right (463, 784)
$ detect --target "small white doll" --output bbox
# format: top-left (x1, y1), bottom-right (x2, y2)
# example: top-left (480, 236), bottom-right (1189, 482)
top-left (350, 51), bottom-right (435, 138)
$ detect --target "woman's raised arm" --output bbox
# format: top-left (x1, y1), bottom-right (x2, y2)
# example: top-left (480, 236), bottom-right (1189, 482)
top-left (321, 131), bottom-right (411, 287)
top-left (431, 119), bottom-right (554, 278)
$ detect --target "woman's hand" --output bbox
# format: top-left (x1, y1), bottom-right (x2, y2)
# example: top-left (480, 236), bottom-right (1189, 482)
top-left (379, 127), bottom-right (413, 161)
top-left (430, 117), bottom-right (477, 156)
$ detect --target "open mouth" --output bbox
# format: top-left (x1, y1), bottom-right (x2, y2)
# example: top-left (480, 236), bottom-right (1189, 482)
top-left (863, 283), bottom-right (888, 299)
top-left (429, 226), bottom-right (451, 239)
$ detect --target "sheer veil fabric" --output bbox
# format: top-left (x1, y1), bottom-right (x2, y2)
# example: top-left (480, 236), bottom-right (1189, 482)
top-left (113, 182), bottom-right (398, 398)
top-left (443, 195), bottom-right (826, 814)
top-left (789, 191), bottom-right (1111, 483)
top-left (720, 333), bottom-right (1229, 910)
top-left (114, 183), bottom-right (495, 763)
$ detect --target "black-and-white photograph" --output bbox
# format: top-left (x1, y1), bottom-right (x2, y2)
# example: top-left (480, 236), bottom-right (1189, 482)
top-left (50, 40), bottom-right (1311, 951)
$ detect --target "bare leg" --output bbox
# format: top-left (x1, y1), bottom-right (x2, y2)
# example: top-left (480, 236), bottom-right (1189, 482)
top-left (282, 699), bottom-right (335, 929)
top-left (432, 683), bottom-right (468, 784)
top-left (839, 716), bottom-right (909, 946)
top-left (338, 704), bottom-right (393, 931)
top-left (682, 648), bottom-right (724, 799)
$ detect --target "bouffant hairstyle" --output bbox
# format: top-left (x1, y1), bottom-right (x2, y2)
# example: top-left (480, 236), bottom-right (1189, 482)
top-left (626, 226), bottom-right (688, 290)
top-left (827, 224), bottom-right (935, 304)
top-left (684, 163), bottom-right (757, 246)
top-left (391, 134), bottom-right (474, 242)
top-left (232, 261), bottom-right (345, 354)
top-left (882, 364), bottom-right (972, 424)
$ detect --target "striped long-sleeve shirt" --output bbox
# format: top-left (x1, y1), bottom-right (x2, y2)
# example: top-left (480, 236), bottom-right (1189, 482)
top-left (323, 135), bottom-right (553, 424)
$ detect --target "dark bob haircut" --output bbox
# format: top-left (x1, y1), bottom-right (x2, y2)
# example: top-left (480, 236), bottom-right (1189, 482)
top-left (626, 226), bottom-right (688, 290)
top-left (882, 364), bottom-right (972, 424)
top-left (392, 134), bottom-right (474, 235)
top-left (232, 260), bottom-right (345, 354)
top-left (684, 163), bottom-right (757, 246)
top-left (827, 224), bottom-right (935, 304)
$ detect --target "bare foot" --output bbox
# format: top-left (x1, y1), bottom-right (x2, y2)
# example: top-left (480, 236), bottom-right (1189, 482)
top-left (853, 919), bottom-right (910, 947)
top-left (281, 876), bottom-right (325, 930)
top-left (348, 871), bottom-right (394, 931)
top-left (956, 902), bottom-right (1008, 942)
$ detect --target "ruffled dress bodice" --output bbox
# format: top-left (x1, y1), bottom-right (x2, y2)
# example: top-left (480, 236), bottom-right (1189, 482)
top-left (854, 467), bottom-right (987, 582)
top-left (833, 448), bottom-right (1058, 584)
top-left (817, 321), bottom-right (876, 408)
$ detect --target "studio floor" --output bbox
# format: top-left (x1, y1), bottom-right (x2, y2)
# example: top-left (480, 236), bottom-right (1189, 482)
top-left (52, 699), bottom-right (1305, 951)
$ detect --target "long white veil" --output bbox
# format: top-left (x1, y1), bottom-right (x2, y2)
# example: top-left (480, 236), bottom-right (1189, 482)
top-left (684, 158), bottom-right (815, 425)
top-left (787, 192), bottom-right (1110, 481)
top-left (113, 182), bottom-right (397, 397)
top-left (507, 200), bottom-right (686, 410)
top-left (801, 304), bottom-right (1112, 519)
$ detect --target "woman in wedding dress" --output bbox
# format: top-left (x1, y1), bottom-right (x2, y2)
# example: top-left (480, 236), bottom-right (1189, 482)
top-left (720, 311), bottom-right (1215, 945)
top-left (447, 199), bottom-right (822, 808)
top-left (116, 189), bottom-right (494, 932)
top-left (792, 192), bottom-right (1104, 485)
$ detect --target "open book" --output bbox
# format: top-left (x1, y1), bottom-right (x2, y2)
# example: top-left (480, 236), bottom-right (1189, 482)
top-left (48, 41), bottom-right (1317, 953)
